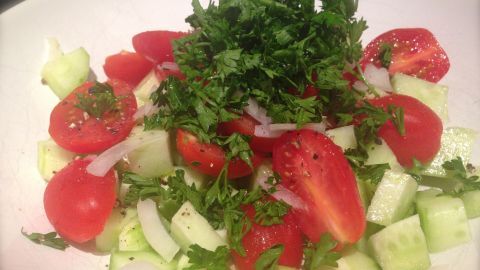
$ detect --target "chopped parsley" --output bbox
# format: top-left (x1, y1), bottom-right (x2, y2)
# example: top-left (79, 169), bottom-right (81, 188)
top-left (254, 199), bottom-right (291, 226)
top-left (379, 43), bottom-right (393, 68)
top-left (442, 157), bottom-right (480, 195)
top-left (303, 234), bottom-right (341, 270)
top-left (75, 81), bottom-right (120, 118)
top-left (185, 244), bottom-right (230, 270)
top-left (254, 244), bottom-right (285, 270)
top-left (21, 229), bottom-right (69, 251)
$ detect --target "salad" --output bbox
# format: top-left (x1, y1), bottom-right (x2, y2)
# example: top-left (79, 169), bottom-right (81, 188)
top-left (22, 0), bottom-right (480, 269)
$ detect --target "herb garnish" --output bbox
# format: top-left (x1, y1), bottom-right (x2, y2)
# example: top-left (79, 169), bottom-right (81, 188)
top-left (254, 244), bottom-right (285, 270)
top-left (303, 234), bottom-right (341, 270)
top-left (75, 81), bottom-right (120, 118)
top-left (442, 157), bottom-right (480, 195)
top-left (379, 43), bottom-right (393, 68)
top-left (21, 229), bottom-right (69, 251)
top-left (185, 244), bottom-right (230, 270)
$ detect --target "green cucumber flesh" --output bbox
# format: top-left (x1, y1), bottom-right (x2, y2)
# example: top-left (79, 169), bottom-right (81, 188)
top-left (119, 217), bottom-right (151, 252)
top-left (37, 139), bottom-right (76, 181)
top-left (109, 249), bottom-right (177, 270)
top-left (95, 208), bottom-right (137, 252)
top-left (365, 140), bottom-right (403, 172)
top-left (325, 125), bottom-right (357, 151)
top-left (461, 190), bottom-right (480, 218)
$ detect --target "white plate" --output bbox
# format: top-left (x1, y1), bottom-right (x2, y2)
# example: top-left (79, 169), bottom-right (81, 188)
top-left (0, 0), bottom-right (479, 269)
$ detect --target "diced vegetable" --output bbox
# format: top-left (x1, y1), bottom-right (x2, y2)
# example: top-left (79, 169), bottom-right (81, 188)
top-left (118, 218), bottom-right (150, 251)
top-left (365, 140), bottom-right (403, 172)
top-left (368, 215), bottom-right (431, 270)
top-left (109, 249), bottom-right (177, 270)
top-left (319, 249), bottom-right (380, 270)
top-left (367, 171), bottom-right (418, 226)
top-left (172, 166), bottom-right (208, 189)
top-left (96, 208), bottom-right (137, 252)
top-left (461, 190), bottom-right (480, 218)
top-left (416, 193), bottom-right (471, 252)
top-left (325, 125), bottom-right (357, 151)
top-left (37, 138), bottom-right (76, 181)
top-left (134, 70), bottom-right (161, 105)
top-left (354, 222), bottom-right (384, 254)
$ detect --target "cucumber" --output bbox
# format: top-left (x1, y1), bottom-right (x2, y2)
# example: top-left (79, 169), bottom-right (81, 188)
top-left (368, 215), bottom-right (430, 270)
top-left (251, 161), bottom-right (273, 190)
top-left (391, 73), bottom-right (448, 121)
top-left (134, 70), bottom-right (160, 103)
top-left (367, 170), bottom-right (418, 226)
top-left (325, 125), bottom-right (357, 151)
top-left (461, 190), bottom-right (480, 218)
top-left (127, 127), bottom-right (175, 178)
top-left (416, 194), bottom-right (471, 252)
top-left (176, 254), bottom-right (191, 270)
top-left (415, 188), bottom-right (442, 203)
top-left (356, 179), bottom-right (369, 212)
top-left (95, 208), bottom-right (137, 252)
top-left (37, 138), bottom-right (76, 181)
top-left (109, 249), bottom-right (177, 270)
top-left (119, 217), bottom-right (151, 251)
top-left (318, 249), bottom-right (380, 270)
top-left (41, 47), bottom-right (90, 99)
top-left (422, 127), bottom-right (477, 177)
top-left (365, 139), bottom-right (403, 172)
top-left (355, 222), bottom-right (384, 254)
top-left (170, 201), bottom-right (226, 252)
top-left (172, 166), bottom-right (209, 189)
top-left (418, 176), bottom-right (463, 194)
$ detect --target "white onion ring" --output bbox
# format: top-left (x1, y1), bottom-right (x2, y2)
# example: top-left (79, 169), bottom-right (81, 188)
top-left (158, 61), bottom-right (180, 71)
top-left (244, 98), bottom-right (272, 125)
top-left (363, 63), bottom-right (393, 91)
top-left (254, 122), bottom-right (327, 138)
top-left (133, 101), bottom-right (160, 120)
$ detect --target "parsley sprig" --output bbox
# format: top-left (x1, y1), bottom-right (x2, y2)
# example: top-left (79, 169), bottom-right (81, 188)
top-left (185, 244), bottom-right (230, 270)
top-left (21, 229), bottom-right (69, 251)
top-left (303, 234), bottom-right (341, 270)
top-left (75, 81), bottom-right (121, 118)
top-left (442, 157), bottom-right (480, 195)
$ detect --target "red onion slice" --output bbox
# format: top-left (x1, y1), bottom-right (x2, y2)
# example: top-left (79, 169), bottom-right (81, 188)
top-left (254, 122), bottom-right (327, 138)
top-left (158, 61), bottom-right (180, 71)
top-left (133, 101), bottom-right (160, 120)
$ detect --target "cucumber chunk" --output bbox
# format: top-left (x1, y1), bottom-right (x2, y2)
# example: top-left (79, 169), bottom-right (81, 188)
top-left (109, 249), bottom-right (177, 270)
top-left (325, 125), bottom-right (357, 151)
top-left (355, 222), bottom-right (384, 254)
top-left (365, 139), bottom-right (403, 172)
top-left (41, 47), bottom-right (90, 99)
top-left (416, 194), bottom-right (471, 252)
top-left (391, 73), bottom-right (448, 121)
top-left (368, 215), bottom-right (431, 270)
top-left (37, 139), bottom-right (76, 181)
top-left (119, 217), bottom-right (151, 251)
top-left (176, 254), bottom-right (191, 270)
top-left (170, 201), bottom-right (226, 252)
top-left (172, 166), bottom-right (209, 189)
top-left (127, 127), bottom-right (175, 178)
top-left (422, 127), bottom-right (477, 177)
top-left (95, 208), bottom-right (137, 252)
top-left (329, 249), bottom-right (380, 270)
top-left (367, 170), bottom-right (418, 226)
top-left (134, 70), bottom-right (160, 103)
top-left (461, 190), bottom-right (480, 218)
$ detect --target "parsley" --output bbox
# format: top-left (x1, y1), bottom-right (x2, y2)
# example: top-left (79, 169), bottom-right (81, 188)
top-left (379, 43), bottom-right (393, 68)
top-left (22, 229), bottom-right (69, 251)
top-left (355, 163), bottom-right (390, 184)
top-left (254, 244), bottom-right (284, 270)
top-left (303, 234), bottom-right (341, 270)
top-left (254, 199), bottom-right (291, 226)
top-left (185, 244), bottom-right (230, 270)
top-left (75, 81), bottom-right (120, 118)
top-left (442, 157), bottom-right (480, 195)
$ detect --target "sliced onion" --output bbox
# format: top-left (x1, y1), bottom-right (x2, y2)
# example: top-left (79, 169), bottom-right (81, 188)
top-left (133, 101), bottom-right (160, 120)
top-left (86, 131), bottom-right (167, 177)
top-left (363, 63), bottom-right (393, 91)
top-left (244, 98), bottom-right (272, 125)
top-left (158, 61), bottom-right (180, 71)
top-left (119, 261), bottom-right (159, 270)
top-left (137, 199), bottom-right (180, 262)
top-left (254, 122), bottom-right (327, 138)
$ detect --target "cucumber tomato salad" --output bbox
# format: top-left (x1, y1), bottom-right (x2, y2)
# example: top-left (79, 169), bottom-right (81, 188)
top-left (27, 0), bottom-right (480, 270)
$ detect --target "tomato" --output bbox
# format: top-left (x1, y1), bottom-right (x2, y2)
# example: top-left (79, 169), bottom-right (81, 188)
top-left (361, 28), bottom-right (450, 83)
top-left (44, 158), bottom-right (116, 243)
top-left (272, 129), bottom-right (365, 244)
top-left (49, 80), bottom-right (137, 154)
top-left (231, 201), bottom-right (303, 270)
top-left (176, 129), bottom-right (263, 179)
top-left (369, 94), bottom-right (443, 168)
top-left (132, 30), bottom-right (188, 63)
top-left (218, 114), bottom-right (276, 153)
top-left (103, 51), bottom-right (154, 86)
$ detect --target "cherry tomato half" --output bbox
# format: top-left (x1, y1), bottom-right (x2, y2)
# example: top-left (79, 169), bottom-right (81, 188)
top-left (272, 129), bottom-right (366, 244)
top-left (44, 159), bottom-right (117, 243)
top-left (49, 80), bottom-right (137, 154)
top-left (369, 94), bottom-right (443, 168)
top-left (176, 129), bottom-right (263, 179)
top-left (103, 51), bottom-right (154, 86)
top-left (361, 28), bottom-right (450, 83)
top-left (132, 30), bottom-right (188, 63)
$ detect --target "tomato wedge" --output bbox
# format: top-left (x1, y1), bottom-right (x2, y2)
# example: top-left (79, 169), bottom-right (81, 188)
top-left (103, 51), bottom-right (154, 86)
top-left (132, 30), bottom-right (188, 63)
top-left (218, 114), bottom-right (276, 153)
top-left (44, 159), bottom-right (116, 243)
top-left (232, 201), bottom-right (303, 270)
top-left (49, 80), bottom-right (137, 154)
top-left (361, 28), bottom-right (450, 83)
top-left (272, 129), bottom-right (365, 244)
top-left (369, 94), bottom-right (443, 168)
top-left (176, 129), bottom-right (263, 179)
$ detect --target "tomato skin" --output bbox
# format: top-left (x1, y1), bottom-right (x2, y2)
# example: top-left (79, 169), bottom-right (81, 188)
top-left (132, 30), bottom-right (188, 63)
top-left (44, 159), bottom-right (116, 243)
top-left (361, 28), bottom-right (450, 83)
top-left (176, 129), bottom-right (263, 179)
top-left (272, 130), bottom-right (366, 243)
top-left (49, 80), bottom-right (137, 154)
top-left (218, 114), bottom-right (276, 153)
top-left (231, 202), bottom-right (303, 270)
top-left (369, 94), bottom-right (443, 168)
top-left (103, 51), bottom-right (154, 86)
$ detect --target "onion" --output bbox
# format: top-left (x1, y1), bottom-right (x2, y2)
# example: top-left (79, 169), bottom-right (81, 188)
top-left (137, 199), bottom-right (180, 262)
top-left (363, 64), bottom-right (393, 91)
top-left (244, 98), bottom-right (272, 125)
top-left (119, 261), bottom-right (159, 270)
top-left (254, 122), bottom-right (327, 138)
top-left (158, 61), bottom-right (180, 71)
top-left (86, 131), bottom-right (167, 177)
top-left (133, 101), bottom-right (160, 120)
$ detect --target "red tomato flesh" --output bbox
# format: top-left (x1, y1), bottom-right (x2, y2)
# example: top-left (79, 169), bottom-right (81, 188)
top-left (103, 51), bottom-right (154, 86)
top-left (44, 159), bottom-right (117, 243)
top-left (369, 94), bottom-right (443, 168)
top-left (218, 114), bottom-right (276, 153)
top-left (272, 129), bottom-right (366, 244)
top-left (132, 30), bottom-right (188, 63)
top-left (176, 129), bottom-right (263, 179)
top-left (361, 28), bottom-right (450, 83)
top-left (49, 80), bottom-right (137, 154)
top-left (232, 202), bottom-right (303, 270)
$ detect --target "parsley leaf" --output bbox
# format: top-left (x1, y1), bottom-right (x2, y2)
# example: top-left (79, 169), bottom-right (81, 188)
top-left (303, 233), bottom-right (341, 270)
top-left (355, 163), bottom-right (391, 184)
top-left (22, 229), bottom-right (69, 251)
top-left (254, 244), bottom-right (284, 270)
top-left (253, 199), bottom-right (291, 226)
top-left (186, 244), bottom-right (230, 270)
top-left (379, 43), bottom-right (393, 68)
top-left (75, 81), bottom-right (120, 118)
top-left (442, 157), bottom-right (480, 195)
